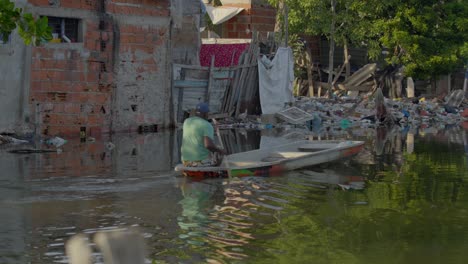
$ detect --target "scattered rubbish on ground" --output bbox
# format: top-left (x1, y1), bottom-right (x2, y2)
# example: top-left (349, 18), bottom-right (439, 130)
top-left (213, 88), bottom-right (467, 134)
top-left (106, 142), bottom-right (116, 150)
top-left (0, 135), bottom-right (29, 145)
top-left (44, 136), bottom-right (68, 147)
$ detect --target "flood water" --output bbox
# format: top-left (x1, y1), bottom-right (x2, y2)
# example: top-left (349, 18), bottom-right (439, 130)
top-left (1, 126), bottom-right (468, 264)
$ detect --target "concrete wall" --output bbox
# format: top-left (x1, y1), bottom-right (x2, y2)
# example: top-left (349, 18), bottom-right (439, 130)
top-left (171, 0), bottom-right (202, 65)
top-left (0, 0), bottom-right (31, 134)
top-left (109, 0), bottom-right (172, 132)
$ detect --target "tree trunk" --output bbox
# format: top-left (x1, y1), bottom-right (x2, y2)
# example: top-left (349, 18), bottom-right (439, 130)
top-left (306, 48), bottom-right (314, 97)
top-left (283, 3), bottom-right (288, 47)
top-left (464, 68), bottom-right (468, 97)
top-left (327, 0), bottom-right (336, 87)
top-left (429, 78), bottom-right (436, 96)
top-left (275, 1), bottom-right (284, 45)
top-left (344, 41), bottom-right (350, 79)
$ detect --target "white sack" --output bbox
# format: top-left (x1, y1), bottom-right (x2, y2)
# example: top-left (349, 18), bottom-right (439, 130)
top-left (258, 47), bottom-right (295, 114)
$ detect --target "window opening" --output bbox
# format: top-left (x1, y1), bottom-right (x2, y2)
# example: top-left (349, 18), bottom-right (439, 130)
top-left (100, 40), bottom-right (107, 52)
top-left (47, 16), bottom-right (81, 43)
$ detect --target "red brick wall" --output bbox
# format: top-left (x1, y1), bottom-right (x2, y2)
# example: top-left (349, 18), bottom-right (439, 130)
top-left (29, 0), bottom-right (100, 10)
top-left (28, 0), bottom-right (113, 137)
top-left (250, 5), bottom-right (276, 37)
top-left (28, 0), bottom-right (171, 137)
top-left (107, 0), bottom-right (170, 16)
top-left (222, 5), bottom-right (276, 39)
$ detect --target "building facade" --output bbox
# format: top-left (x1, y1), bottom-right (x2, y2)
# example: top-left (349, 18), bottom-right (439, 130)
top-left (0, 0), bottom-right (202, 137)
top-left (221, 0), bottom-right (276, 39)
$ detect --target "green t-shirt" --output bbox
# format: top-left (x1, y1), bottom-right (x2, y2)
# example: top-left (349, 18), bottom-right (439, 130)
top-left (181, 116), bottom-right (214, 162)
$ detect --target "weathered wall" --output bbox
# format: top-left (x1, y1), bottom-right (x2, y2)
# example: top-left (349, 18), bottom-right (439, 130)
top-left (108, 0), bottom-right (172, 132)
top-left (21, 132), bottom-right (174, 179)
top-left (0, 0), bottom-right (31, 134)
top-left (171, 0), bottom-right (202, 65)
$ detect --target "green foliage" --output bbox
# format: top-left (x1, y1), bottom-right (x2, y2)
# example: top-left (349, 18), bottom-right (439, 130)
top-left (18, 14), bottom-right (52, 46)
top-left (0, 0), bottom-right (52, 45)
top-left (0, 0), bottom-right (20, 42)
top-left (268, 0), bottom-right (468, 80)
top-left (268, 0), bottom-right (385, 59)
top-left (377, 0), bottom-right (468, 79)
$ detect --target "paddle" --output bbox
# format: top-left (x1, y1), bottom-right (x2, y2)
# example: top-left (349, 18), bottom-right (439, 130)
top-left (212, 118), bottom-right (232, 179)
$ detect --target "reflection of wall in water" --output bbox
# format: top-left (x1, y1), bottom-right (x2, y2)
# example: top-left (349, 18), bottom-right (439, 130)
top-left (26, 139), bottom-right (112, 179)
top-left (24, 132), bottom-right (177, 179)
top-left (0, 148), bottom-right (29, 263)
top-left (111, 131), bottom-right (175, 174)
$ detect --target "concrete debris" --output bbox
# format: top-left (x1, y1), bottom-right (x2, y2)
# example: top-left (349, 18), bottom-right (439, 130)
top-left (106, 142), bottom-right (116, 150)
top-left (276, 106), bottom-right (314, 124)
top-left (44, 136), bottom-right (67, 147)
top-left (445, 89), bottom-right (465, 108)
top-left (214, 91), bottom-right (468, 133)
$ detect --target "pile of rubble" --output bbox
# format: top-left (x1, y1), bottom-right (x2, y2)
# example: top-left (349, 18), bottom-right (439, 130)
top-left (216, 89), bottom-right (468, 132)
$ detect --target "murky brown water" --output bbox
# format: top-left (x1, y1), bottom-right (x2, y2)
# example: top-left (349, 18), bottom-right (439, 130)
top-left (1, 126), bottom-right (467, 263)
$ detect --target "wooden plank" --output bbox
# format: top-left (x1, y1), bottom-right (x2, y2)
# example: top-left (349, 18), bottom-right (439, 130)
top-left (234, 52), bottom-right (249, 116)
top-left (183, 67), bottom-right (209, 79)
top-left (209, 112), bottom-right (231, 119)
top-left (221, 67), bottom-right (236, 113)
top-left (206, 55), bottom-right (215, 103)
top-left (246, 46), bottom-right (259, 113)
top-left (174, 80), bottom-right (209, 88)
top-left (341, 63), bottom-right (377, 87)
top-left (173, 65), bottom-right (183, 81)
top-left (228, 52), bottom-right (246, 113)
top-left (173, 63), bottom-right (209, 71)
top-left (213, 70), bottom-right (235, 79)
top-left (173, 63), bottom-right (256, 72)
top-left (210, 79), bottom-right (230, 113)
top-left (177, 87), bottom-right (184, 122)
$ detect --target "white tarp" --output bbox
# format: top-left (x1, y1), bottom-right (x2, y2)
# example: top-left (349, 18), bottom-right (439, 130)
top-left (258, 47), bottom-right (295, 114)
top-left (204, 5), bottom-right (244, 25)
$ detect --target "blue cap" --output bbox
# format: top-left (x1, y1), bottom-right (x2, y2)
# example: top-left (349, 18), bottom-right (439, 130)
top-left (196, 102), bottom-right (210, 113)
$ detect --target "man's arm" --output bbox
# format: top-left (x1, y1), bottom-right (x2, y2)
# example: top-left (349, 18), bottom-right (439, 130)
top-left (204, 136), bottom-right (225, 155)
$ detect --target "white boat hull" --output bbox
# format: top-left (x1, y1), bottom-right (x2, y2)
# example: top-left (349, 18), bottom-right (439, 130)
top-left (175, 140), bottom-right (365, 178)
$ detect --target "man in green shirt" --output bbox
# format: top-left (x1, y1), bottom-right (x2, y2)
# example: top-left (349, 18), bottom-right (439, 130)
top-left (181, 102), bottom-right (225, 167)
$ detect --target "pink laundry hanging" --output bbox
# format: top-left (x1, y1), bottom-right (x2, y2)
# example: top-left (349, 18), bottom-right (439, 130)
top-left (200, 43), bottom-right (249, 67)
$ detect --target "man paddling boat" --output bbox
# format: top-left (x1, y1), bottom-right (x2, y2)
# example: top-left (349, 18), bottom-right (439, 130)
top-left (181, 102), bottom-right (225, 167)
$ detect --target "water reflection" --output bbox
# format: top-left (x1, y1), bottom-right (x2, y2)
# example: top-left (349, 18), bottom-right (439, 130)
top-left (0, 126), bottom-right (467, 263)
top-left (175, 164), bottom-right (364, 262)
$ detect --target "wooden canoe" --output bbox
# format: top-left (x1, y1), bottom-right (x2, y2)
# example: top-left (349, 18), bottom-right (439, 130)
top-left (175, 140), bottom-right (365, 179)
